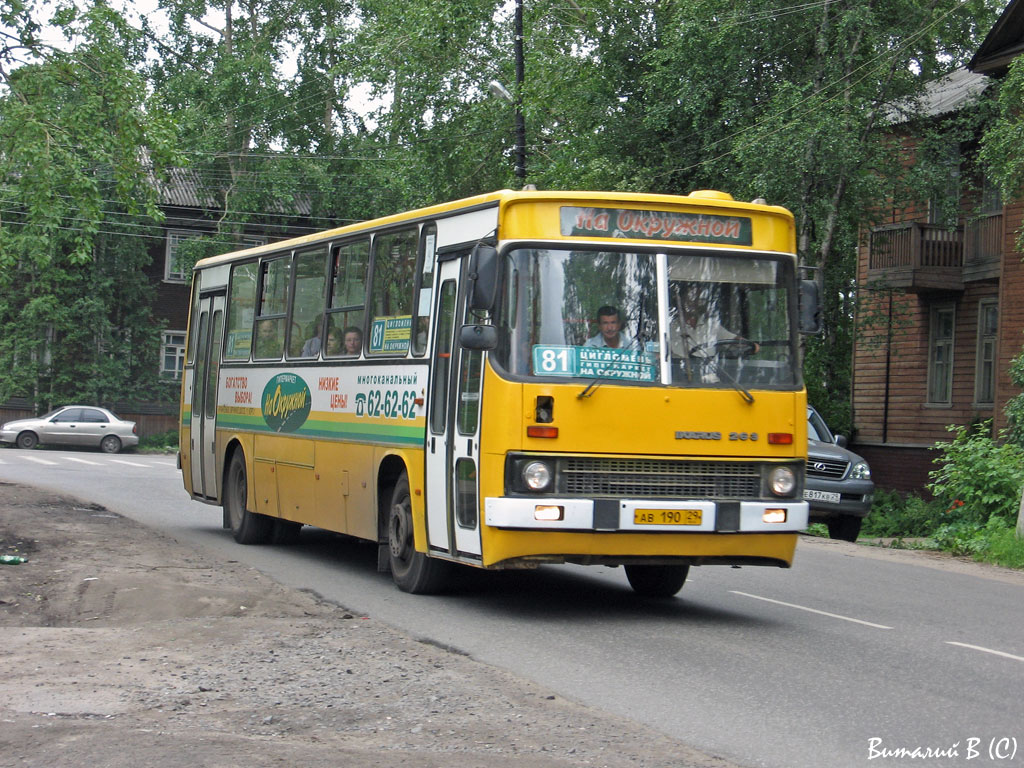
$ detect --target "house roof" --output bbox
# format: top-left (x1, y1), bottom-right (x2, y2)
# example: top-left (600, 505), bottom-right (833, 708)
top-left (152, 165), bottom-right (312, 217)
top-left (885, 67), bottom-right (990, 124)
top-left (970, 0), bottom-right (1024, 76)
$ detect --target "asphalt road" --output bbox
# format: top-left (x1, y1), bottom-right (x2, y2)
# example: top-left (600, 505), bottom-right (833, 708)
top-left (2, 447), bottom-right (1022, 768)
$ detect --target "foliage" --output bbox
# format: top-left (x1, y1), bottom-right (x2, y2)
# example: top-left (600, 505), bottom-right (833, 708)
top-left (0, 2), bottom-right (180, 410)
top-left (515, 0), bottom-right (997, 431)
top-left (138, 428), bottom-right (180, 451)
top-left (1003, 343), bottom-right (1024, 447)
top-left (930, 516), bottom-right (1024, 568)
top-left (0, 0), bottom-right (1006, 413)
top-left (926, 422), bottom-right (1024, 525)
top-left (858, 423), bottom-right (1024, 570)
top-left (861, 488), bottom-right (944, 538)
top-left (980, 56), bottom-right (1024, 249)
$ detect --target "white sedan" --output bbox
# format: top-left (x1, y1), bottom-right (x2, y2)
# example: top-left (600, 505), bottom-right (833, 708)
top-left (0, 406), bottom-right (139, 454)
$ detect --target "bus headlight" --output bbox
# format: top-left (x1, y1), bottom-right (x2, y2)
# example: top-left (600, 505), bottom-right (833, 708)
top-left (522, 461), bottom-right (553, 492)
top-left (768, 466), bottom-right (796, 496)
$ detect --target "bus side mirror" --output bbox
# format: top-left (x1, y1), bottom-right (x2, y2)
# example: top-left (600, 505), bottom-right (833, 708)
top-left (460, 324), bottom-right (498, 350)
top-left (799, 279), bottom-right (822, 335)
top-left (468, 244), bottom-right (499, 314)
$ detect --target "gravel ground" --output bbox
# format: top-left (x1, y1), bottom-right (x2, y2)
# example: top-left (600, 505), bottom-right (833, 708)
top-left (0, 481), bottom-right (740, 768)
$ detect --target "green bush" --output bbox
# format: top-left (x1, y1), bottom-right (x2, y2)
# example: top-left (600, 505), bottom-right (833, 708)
top-left (860, 427), bottom-right (1024, 570)
top-left (926, 422), bottom-right (1024, 525)
top-left (139, 429), bottom-right (179, 451)
top-left (861, 489), bottom-right (943, 538)
top-left (977, 520), bottom-right (1024, 569)
top-left (931, 516), bottom-right (1024, 567)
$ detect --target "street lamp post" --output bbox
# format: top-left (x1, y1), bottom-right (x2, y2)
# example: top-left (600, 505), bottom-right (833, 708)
top-left (513, 0), bottom-right (526, 184)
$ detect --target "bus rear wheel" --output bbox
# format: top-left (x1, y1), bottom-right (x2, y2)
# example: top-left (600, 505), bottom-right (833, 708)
top-left (225, 451), bottom-right (273, 545)
top-left (387, 473), bottom-right (447, 594)
top-left (624, 564), bottom-right (690, 598)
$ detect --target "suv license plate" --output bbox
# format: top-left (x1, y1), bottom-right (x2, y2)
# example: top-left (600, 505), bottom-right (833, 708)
top-left (804, 489), bottom-right (840, 504)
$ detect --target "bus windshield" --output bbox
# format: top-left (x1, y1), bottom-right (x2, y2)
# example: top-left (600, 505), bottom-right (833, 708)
top-left (495, 246), bottom-right (799, 389)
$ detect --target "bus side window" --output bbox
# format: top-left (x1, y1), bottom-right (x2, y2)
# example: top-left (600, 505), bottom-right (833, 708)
top-left (254, 257), bottom-right (291, 360)
top-left (412, 224), bottom-right (436, 356)
top-left (369, 226), bottom-right (418, 355)
top-left (430, 280), bottom-right (457, 434)
top-left (185, 273), bottom-right (201, 365)
top-left (289, 246), bottom-right (329, 358)
top-left (327, 239), bottom-right (369, 357)
top-left (225, 262), bottom-right (258, 360)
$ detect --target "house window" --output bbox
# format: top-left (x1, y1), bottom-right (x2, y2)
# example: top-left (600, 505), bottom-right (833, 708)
top-left (981, 172), bottom-right (1002, 214)
top-left (975, 300), bottom-right (998, 405)
top-left (927, 304), bottom-right (955, 404)
top-left (161, 331), bottom-right (187, 378)
top-left (166, 230), bottom-right (201, 282)
top-left (167, 232), bottom-right (265, 283)
top-left (927, 141), bottom-right (961, 227)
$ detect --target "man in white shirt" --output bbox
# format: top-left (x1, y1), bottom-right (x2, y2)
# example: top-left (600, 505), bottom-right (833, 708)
top-left (669, 284), bottom-right (757, 381)
top-left (584, 305), bottom-right (635, 349)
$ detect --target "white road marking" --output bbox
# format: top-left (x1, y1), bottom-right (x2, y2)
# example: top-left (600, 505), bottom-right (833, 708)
top-left (946, 641), bottom-right (1024, 663)
top-left (66, 457), bottom-right (103, 466)
top-left (109, 459), bottom-right (149, 468)
top-left (730, 591), bottom-right (893, 629)
top-left (22, 456), bottom-right (59, 466)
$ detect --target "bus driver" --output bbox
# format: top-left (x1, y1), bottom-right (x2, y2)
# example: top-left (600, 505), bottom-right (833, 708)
top-left (584, 305), bottom-right (634, 349)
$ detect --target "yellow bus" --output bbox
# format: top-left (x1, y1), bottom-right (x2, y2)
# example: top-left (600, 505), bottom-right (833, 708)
top-left (180, 189), bottom-right (818, 596)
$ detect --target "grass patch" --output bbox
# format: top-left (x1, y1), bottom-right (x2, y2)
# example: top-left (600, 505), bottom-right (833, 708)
top-left (856, 489), bottom-right (1024, 569)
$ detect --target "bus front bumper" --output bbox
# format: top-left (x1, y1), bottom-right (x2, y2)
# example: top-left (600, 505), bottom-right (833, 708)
top-left (484, 497), bottom-right (808, 533)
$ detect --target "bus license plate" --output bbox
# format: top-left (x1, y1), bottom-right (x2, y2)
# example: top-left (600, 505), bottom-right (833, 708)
top-left (634, 508), bottom-right (703, 526)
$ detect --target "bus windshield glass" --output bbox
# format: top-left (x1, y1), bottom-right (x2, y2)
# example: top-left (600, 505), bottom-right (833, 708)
top-left (495, 247), bottom-right (798, 389)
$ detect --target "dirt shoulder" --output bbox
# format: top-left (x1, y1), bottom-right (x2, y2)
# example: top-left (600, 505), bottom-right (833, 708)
top-left (798, 531), bottom-right (1024, 586)
top-left (0, 481), bottom-right (739, 768)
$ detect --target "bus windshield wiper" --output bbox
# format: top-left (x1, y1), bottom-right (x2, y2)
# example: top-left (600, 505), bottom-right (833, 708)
top-left (708, 359), bottom-right (754, 404)
top-left (577, 377), bottom-right (605, 399)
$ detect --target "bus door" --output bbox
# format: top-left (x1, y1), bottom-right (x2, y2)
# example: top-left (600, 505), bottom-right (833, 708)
top-left (425, 255), bottom-right (483, 559)
top-left (189, 292), bottom-right (225, 499)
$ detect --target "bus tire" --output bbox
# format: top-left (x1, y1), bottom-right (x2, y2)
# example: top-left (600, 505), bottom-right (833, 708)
top-left (387, 472), bottom-right (447, 594)
top-left (270, 519), bottom-right (302, 545)
top-left (624, 564), bottom-right (689, 597)
top-left (225, 451), bottom-right (273, 545)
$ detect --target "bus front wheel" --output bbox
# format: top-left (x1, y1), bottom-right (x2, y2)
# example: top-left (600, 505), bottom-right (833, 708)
top-left (624, 564), bottom-right (690, 598)
top-left (387, 473), bottom-right (447, 594)
top-left (225, 451), bottom-right (273, 545)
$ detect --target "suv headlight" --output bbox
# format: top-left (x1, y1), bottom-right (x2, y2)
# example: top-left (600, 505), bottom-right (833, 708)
top-left (849, 461), bottom-right (871, 480)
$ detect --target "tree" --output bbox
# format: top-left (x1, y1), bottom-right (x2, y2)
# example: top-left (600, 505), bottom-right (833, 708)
top-left (980, 54), bottom-right (1024, 246)
top-left (0, 1), bottom-right (179, 410)
top-left (510, 0), bottom-right (998, 430)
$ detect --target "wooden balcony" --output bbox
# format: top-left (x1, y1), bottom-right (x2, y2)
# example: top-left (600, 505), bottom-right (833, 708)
top-left (866, 222), bottom-right (963, 293)
top-left (963, 212), bottom-right (1003, 282)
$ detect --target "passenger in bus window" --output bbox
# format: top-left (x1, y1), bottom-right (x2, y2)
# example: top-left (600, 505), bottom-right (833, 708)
top-left (255, 319), bottom-right (282, 358)
top-left (324, 328), bottom-right (342, 356)
top-left (584, 305), bottom-right (634, 349)
top-left (343, 326), bottom-right (362, 355)
top-left (301, 318), bottom-right (324, 356)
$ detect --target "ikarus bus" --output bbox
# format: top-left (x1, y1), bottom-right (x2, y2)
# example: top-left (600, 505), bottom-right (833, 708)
top-left (180, 189), bottom-right (820, 596)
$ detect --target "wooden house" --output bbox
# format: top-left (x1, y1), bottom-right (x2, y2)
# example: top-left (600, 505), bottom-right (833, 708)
top-left (852, 0), bottom-right (1024, 491)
